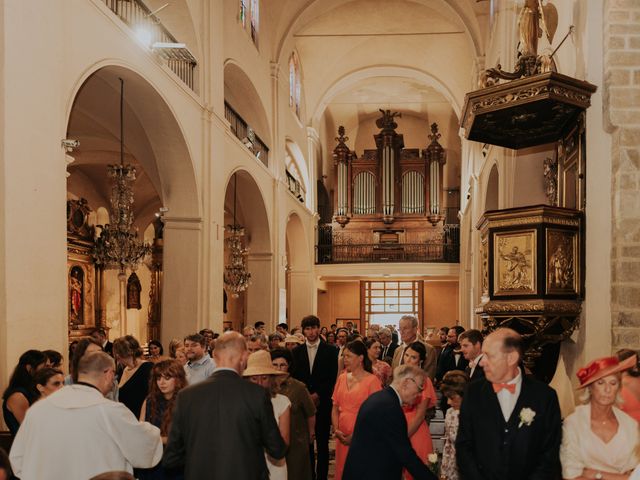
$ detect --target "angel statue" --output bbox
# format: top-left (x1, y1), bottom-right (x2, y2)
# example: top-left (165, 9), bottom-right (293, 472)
top-left (517, 0), bottom-right (558, 58)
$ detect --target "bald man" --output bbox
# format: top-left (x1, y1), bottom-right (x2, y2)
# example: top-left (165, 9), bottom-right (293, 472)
top-left (455, 328), bottom-right (562, 480)
top-left (163, 331), bottom-right (286, 480)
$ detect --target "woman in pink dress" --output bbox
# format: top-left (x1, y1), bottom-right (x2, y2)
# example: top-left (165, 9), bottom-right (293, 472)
top-left (366, 338), bottom-right (392, 386)
top-left (402, 341), bottom-right (437, 480)
top-left (332, 341), bottom-right (382, 480)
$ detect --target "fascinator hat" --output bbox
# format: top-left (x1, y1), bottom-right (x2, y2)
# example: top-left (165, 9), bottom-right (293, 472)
top-left (576, 354), bottom-right (637, 388)
top-left (242, 350), bottom-right (287, 377)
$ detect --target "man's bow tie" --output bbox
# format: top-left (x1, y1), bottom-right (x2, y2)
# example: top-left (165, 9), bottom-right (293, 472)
top-left (492, 382), bottom-right (516, 394)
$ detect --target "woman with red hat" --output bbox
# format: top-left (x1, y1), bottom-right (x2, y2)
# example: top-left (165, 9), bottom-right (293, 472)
top-left (560, 355), bottom-right (639, 479)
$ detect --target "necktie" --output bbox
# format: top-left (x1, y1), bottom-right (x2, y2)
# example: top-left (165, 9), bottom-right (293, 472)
top-left (492, 382), bottom-right (516, 394)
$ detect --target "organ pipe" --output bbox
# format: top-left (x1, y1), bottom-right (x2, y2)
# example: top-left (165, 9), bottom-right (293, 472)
top-left (424, 123), bottom-right (446, 225)
top-left (374, 110), bottom-right (404, 224)
top-left (332, 126), bottom-right (354, 227)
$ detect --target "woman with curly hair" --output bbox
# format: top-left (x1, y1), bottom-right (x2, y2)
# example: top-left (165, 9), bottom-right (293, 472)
top-left (139, 359), bottom-right (187, 480)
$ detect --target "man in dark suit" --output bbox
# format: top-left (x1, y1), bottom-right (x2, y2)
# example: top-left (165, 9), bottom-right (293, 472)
top-left (291, 315), bottom-right (338, 480)
top-left (378, 327), bottom-right (398, 363)
top-left (459, 329), bottom-right (485, 381)
top-left (163, 332), bottom-right (286, 480)
top-left (343, 365), bottom-right (437, 480)
top-left (456, 328), bottom-right (562, 480)
top-left (90, 328), bottom-right (113, 356)
top-left (436, 325), bottom-right (468, 383)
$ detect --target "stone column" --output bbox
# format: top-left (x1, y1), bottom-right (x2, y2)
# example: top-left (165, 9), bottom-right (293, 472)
top-left (247, 252), bottom-right (274, 327)
top-left (161, 217), bottom-right (202, 345)
top-left (0, 0), bottom-right (68, 390)
top-left (606, 0), bottom-right (640, 350)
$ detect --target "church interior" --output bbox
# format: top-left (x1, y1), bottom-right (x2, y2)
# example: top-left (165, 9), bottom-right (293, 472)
top-left (0, 0), bottom-right (637, 414)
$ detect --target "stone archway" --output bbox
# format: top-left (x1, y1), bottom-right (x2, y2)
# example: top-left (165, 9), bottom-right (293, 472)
top-left (66, 65), bottom-right (200, 345)
top-left (484, 163), bottom-right (499, 212)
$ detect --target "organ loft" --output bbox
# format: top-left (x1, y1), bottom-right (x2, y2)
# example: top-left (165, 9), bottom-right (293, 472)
top-left (318, 110), bottom-right (459, 265)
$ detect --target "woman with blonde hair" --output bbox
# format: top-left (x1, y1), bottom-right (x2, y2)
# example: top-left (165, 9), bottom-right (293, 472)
top-left (561, 355), bottom-right (639, 479)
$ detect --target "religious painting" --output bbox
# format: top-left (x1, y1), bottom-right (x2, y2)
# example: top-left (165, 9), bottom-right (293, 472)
top-left (127, 272), bottom-right (142, 309)
top-left (493, 230), bottom-right (537, 296)
top-left (337, 318), bottom-right (361, 332)
top-left (546, 229), bottom-right (579, 295)
top-left (69, 266), bottom-right (84, 325)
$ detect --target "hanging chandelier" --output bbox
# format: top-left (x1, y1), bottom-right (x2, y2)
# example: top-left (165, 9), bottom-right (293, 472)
top-left (93, 78), bottom-right (152, 273)
top-left (223, 173), bottom-right (251, 297)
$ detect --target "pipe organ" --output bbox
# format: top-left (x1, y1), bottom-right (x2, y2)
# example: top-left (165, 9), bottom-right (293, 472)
top-left (325, 110), bottom-right (454, 263)
top-left (331, 110), bottom-right (447, 228)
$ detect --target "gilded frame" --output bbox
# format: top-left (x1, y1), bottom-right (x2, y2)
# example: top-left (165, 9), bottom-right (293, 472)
top-left (493, 230), bottom-right (537, 296)
top-left (546, 229), bottom-right (579, 295)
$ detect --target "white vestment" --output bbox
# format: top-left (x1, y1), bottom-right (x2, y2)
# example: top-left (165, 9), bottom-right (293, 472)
top-left (10, 384), bottom-right (162, 480)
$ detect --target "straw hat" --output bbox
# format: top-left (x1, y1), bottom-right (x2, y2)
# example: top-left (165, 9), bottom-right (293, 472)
top-left (576, 354), bottom-right (637, 388)
top-left (283, 334), bottom-right (304, 345)
top-left (242, 350), bottom-right (286, 377)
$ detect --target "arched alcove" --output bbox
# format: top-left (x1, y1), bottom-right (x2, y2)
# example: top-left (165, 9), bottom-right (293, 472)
top-left (485, 163), bottom-right (499, 212)
top-left (223, 169), bottom-right (273, 330)
top-left (223, 61), bottom-right (272, 155)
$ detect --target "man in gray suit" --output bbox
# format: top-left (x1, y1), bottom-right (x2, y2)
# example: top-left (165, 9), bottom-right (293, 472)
top-left (163, 332), bottom-right (286, 480)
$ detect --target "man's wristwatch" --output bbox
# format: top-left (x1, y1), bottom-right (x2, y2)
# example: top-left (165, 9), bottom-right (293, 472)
top-left (594, 472), bottom-right (603, 480)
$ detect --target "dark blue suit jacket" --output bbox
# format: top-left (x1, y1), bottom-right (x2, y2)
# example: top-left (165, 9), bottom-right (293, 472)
top-left (455, 375), bottom-right (562, 480)
top-left (343, 387), bottom-right (437, 480)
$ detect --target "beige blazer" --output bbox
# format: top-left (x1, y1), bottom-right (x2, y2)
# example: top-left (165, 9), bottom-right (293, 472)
top-left (391, 336), bottom-right (437, 380)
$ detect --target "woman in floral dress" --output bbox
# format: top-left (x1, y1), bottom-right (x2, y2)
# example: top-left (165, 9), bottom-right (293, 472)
top-left (440, 370), bottom-right (469, 480)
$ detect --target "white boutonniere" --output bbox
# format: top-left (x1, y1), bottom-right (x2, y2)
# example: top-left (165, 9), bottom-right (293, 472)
top-left (427, 453), bottom-right (439, 475)
top-left (518, 407), bottom-right (536, 428)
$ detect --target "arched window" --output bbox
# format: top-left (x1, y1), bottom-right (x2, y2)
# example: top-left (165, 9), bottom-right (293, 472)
top-left (250, 0), bottom-right (259, 45)
top-left (239, 0), bottom-right (247, 28)
top-left (289, 53), bottom-right (301, 118)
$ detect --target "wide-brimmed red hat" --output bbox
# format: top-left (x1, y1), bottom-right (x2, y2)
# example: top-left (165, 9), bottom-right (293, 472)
top-left (576, 354), bottom-right (637, 388)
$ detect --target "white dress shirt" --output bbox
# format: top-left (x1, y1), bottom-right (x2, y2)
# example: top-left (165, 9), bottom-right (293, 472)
top-left (496, 368), bottom-right (522, 422)
top-left (468, 353), bottom-right (484, 378)
top-left (306, 339), bottom-right (320, 372)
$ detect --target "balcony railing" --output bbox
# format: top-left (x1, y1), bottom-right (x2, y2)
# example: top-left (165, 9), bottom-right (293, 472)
top-left (316, 243), bottom-right (459, 264)
top-left (101, 0), bottom-right (197, 91)
top-left (224, 102), bottom-right (269, 167)
top-left (286, 170), bottom-right (305, 202)
top-left (316, 224), bottom-right (460, 264)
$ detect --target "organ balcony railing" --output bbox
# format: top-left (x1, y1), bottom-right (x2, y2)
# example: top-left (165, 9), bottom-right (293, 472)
top-left (316, 224), bottom-right (460, 265)
top-left (101, 0), bottom-right (197, 91)
top-left (224, 102), bottom-right (269, 167)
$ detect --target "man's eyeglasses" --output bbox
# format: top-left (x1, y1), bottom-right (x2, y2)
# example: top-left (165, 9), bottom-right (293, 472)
top-left (408, 377), bottom-right (424, 393)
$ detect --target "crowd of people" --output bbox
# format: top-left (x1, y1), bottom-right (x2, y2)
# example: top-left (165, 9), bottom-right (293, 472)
top-left (1, 316), bottom-right (640, 480)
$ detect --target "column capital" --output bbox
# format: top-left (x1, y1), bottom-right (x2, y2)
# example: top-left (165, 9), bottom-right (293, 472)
top-left (270, 61), bottom-right (282, 80)
top-left (306, 126), bottom-right (321, 144)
